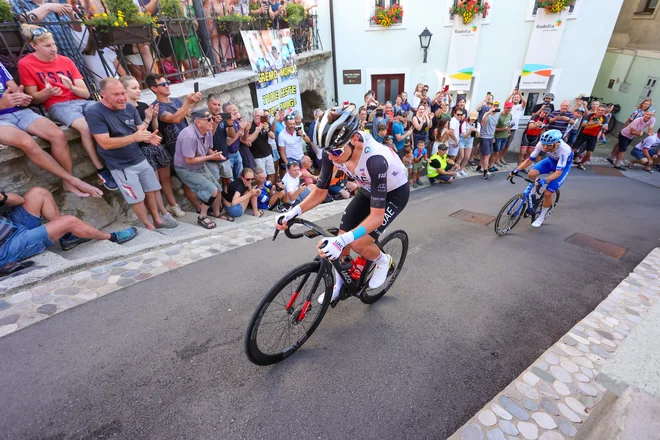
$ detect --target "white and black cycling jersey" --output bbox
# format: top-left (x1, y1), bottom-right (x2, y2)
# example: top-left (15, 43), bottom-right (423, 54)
top-left (316, 131), bottom-right (408, 208)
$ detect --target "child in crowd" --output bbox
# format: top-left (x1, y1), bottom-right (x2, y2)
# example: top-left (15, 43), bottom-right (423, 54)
top-left (402, 146), bottom-right (414, 186)
top-left (384, 135), bottom-right (396, 153)
top-left (373, 123), bottom-right (387, 143)
top-left (300, 155), bottom-right (318, 185)
top-left (412, 139), bottom-right (428, 188)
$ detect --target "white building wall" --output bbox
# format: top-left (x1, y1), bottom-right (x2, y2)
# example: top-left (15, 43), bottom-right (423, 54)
top-left (329, 0), bottom-right (623, 115)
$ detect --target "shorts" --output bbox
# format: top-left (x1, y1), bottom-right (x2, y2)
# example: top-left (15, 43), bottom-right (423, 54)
top-left (0, 206), bottom-right (53, 268)
top-left (174, 164), bottom-right (222, 203)
top-left (565, 129), bottom-right (578, 146)
top-left (573, 133), bottom-right (598, 153)
top-left (296, 187), bottom-right (311, 204)
top-left (339, 183), bottom-right (409, 240)
top-left (650, 148), bottom-right (658, 156)
top-left (224, 203), bottom-right (244, 218)
top-left (139, 144), bottom-right (172, 170)
top-left (447, 145), bottom-right (459, 157)
top-left (630, 148), bottom-right (648, 161)
top-left (532, 154), bottom-right (573, 193)
top-left (480, 138), bottom-right (494, 156)
top-left (206, 160), bottom-right (233, 180)
top-left (48, 100), bottom-right (94, 127)
top-left (111, 160), bottom-right (162, 204)
top-left (429, 174), bottom-right (452, 183)
top-left (458, 137), bottom-right (474, 149)
top-left (328, 184), bottom-right (345, 195)
top-left (493, 137), bottom-right (508, 153)
top-left (505, 130), bottom-right (517, 148)
top-left (0, 108), bottom-right (44, 131)
top-left (254, 155), bottom-right (275, 175)
top-left (412, 160), bottom-right (425, 172)
top-left (617, 133), bottom-right (634, 152)
top-left (172, 36), bottom-right (201, 61)
top-left (521, 133), bottom-right (540, 147)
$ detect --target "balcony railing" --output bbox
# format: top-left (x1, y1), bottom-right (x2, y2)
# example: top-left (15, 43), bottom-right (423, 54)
top-left (0, 4), bottom-right (322, 96)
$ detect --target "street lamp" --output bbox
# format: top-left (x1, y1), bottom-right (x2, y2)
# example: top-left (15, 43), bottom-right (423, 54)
top-left (419, 27), bottom-right (433, 63)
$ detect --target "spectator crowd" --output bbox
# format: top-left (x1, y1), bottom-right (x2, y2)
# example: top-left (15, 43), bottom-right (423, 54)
top-left (1, 20), bottom-right (659, 274)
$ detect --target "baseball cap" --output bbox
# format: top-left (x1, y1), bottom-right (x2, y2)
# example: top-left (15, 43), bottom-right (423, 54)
top-left (544, 93), bottom-right (555, 99)
top-left (504, 102), bottom-right (513, 109)
top-left (576, 107), bottom-right (586, 113)
top-left (438, 143), bottom-right (449, 150)
top-left (395, 109), bottom-right (406, 117)
top-left (469, 110), bottom-right (478, 120)
top-left (385, 135), bottom-right (393, 140)
top-left (191, 107), bottom-right (211, 120)
top-left (492, 101), bottom-right (501, 106)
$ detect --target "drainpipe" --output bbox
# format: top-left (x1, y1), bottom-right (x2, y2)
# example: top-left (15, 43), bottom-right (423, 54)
top-left (622, 49), bottom-right (637, 85)
top-left (329, 0), bottom-right (339, 105)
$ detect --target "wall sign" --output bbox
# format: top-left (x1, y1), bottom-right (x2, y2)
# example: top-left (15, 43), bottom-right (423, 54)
top-left (445, 19), bottom-right (482, 91)
top-left (343, 70), bottom-right (362, 85)
top-left (520, 9), bottom-right (568, 90)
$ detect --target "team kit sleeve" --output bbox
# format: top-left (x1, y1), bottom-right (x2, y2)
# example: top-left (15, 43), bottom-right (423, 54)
top-left (365, 155), bottom-right (389, 209)
top-left (314, 152), bottom-right (334, 190)
top-left (529, 142), bottom-right (543, 161)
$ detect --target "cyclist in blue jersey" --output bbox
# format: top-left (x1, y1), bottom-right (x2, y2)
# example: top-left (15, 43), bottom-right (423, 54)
top-left (275, 105), bottom-right (409, 303)
top-left (509, 129), bottom-right (573, 228)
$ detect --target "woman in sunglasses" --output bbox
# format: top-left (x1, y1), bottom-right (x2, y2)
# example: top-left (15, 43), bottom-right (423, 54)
top-left (275, 105), bottom-right (410, 304)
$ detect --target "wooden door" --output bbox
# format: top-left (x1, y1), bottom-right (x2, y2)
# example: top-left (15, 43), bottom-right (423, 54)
top-left (371, 74), bottom-right (405, 104)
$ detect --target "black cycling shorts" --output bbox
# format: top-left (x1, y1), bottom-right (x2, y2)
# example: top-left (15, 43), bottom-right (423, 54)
top-left (339, 184), bottom-right (409, 240)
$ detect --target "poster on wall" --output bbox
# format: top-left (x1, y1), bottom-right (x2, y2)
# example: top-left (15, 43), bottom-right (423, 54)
top-left (519, 9), bottom-right (568, 90)
top-left (241, 29), bottom-right (303, 116)
top-left (445, 19), bottom-right (482, 91)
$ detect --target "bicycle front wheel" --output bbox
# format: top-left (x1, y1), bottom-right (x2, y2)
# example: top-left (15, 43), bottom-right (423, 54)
top-left (495, 194), bottom-right (526, 236)
top-left (359, 230), bottom-right (409, 304)
top-left (245, 261), bottom-right (333, 366)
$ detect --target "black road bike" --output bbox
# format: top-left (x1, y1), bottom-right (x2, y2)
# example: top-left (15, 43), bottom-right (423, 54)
top-left (245, 218), bottom-right (408, 366)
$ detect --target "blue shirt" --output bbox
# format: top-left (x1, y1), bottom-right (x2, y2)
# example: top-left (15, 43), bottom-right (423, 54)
top-left (0, 62), bottom-right (17, 115)
top-left (391, 121), bottom-right (405, 151)
top-left (400, 102), bottom-right (411, 113)
top-left (257, 180), bottom-right (273, 210)
top-left (414, 148), bottom-right (428, 159)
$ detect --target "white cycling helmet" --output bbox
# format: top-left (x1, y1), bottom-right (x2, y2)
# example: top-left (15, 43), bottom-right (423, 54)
top-left (314, 104), bottom-right (360, 152)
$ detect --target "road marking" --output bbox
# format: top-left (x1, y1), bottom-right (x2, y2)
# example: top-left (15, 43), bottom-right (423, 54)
top-left (408, 245), bottom-right (423, 256)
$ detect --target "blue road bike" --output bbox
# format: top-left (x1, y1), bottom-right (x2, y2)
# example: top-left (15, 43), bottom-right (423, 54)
top-left (494, 174), bottom-right (560, 236)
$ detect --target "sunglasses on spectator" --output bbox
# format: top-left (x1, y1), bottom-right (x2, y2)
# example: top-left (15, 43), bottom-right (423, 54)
top-left (157, 81), bottom-right (171, 87)
top-left (456, 113), bottom-right (464, 117)
top-left (31, 27), bottom-right (49, 38)
top-left (244, 177), bottom-right (255, 181)
top-left (423, 88), bottom-right (429, 91)
top-left (286, 115), bottom-right (295, 120)
top-left (287, 161), bottom-right (300, 166)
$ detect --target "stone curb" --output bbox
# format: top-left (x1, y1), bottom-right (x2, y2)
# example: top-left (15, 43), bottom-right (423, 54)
top-left (0, 199), bottom-right (351, 339)
top-left (448, 248), bottom-right (660, 440)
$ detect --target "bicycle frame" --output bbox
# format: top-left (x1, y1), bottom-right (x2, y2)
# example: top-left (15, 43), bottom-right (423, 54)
top-left (507, 175), bottom-right (543, 218)
top-left (273, 218), bottom-right (377, 320)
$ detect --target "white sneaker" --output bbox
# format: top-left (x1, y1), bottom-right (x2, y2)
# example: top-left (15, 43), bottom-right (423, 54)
top-left (166, 204), bottom-right (186, 218)
top-left (318, 285), bottom-right (341, 304)
top-left (532, 215), bottom-right (546, 228)
top-left (369, 254), bottom-right (392, 289)
top-left (484, 171), bottom-right (493, 179)
top-left (461, 170), bottom-right (468, 177)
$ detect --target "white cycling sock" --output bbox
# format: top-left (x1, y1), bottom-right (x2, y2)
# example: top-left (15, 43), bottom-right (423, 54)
top-left (333, 268), bottom-right (344, 294)
top-left (539, 206), bottom-right (550, 220)
top-left (373, 252), bottom-right (389, 267)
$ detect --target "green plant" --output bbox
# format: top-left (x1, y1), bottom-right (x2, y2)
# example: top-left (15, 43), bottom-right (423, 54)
top-left (285, 3), bottom-right (305, 26)
top-left (217, 13), bottom-right (253, 24)
top-left (160, 0), bottom-right (184, 18)
top-left (0, 0), bottom-right (14, 23)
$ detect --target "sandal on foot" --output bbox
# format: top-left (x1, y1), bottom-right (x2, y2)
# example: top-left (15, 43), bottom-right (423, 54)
top-left (254, 209), bottom-right (264, 218)
top-left (209, 212), bottom-right (235, 222)
top-left (197, 216), bottom-right (216, 229)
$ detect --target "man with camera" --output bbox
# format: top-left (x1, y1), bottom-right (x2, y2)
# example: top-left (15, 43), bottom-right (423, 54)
top-left (222, 167), bottom-right (263, 218)
top-left (519, 107), bottom-right (550, 167)
top-left (278, 115), bottom-right (310, 166)
top-left (244, 108), bottom-right (277, 184)
top-left (532, 92), bottom-right (555, 114)
top-left (254, 166), bottom-right (289, 213)
top-left (391, 110), bottom-right (414, 158)
top-left (363, 91), bottom-right (379, 117)
top-left (206, 94), bottom-right (233, 191)
top-left (548, 100), bottom-right (576, 135)
top-left (282, 161), bottom-right (316, 205)
top-left (173, 107), bottom-right (230, 229)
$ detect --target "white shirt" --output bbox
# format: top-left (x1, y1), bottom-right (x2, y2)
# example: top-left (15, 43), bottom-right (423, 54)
top-left (278, 129), bottom-right (304, 161)
top-left (282, 172), bottom-right (300, 195)
top-left (511, 103), bottom-right (524, 130)
top-left (449, 117), bottom-right (460, 146)
top-left (530, 140), bottom-right (573, 170)
top-left (636, 133), bottom-right (660, 150)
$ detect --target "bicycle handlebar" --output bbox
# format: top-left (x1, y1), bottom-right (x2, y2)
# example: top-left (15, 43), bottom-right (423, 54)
top-left (508, 173), bottom-right (544, 195)
top-left (272, 217), bottom-right (335, 242)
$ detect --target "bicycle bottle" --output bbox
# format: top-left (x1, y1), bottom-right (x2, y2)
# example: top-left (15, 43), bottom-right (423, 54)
top-left (350, 257), bottom-right (367, 280)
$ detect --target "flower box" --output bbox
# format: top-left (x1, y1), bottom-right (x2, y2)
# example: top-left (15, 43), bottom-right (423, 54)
top-left (162, 20), bottom-right (192, 38)
top-left (94, 24), bottom-right (153, 48)
top-left (0, 22), bottom-right (24, 54)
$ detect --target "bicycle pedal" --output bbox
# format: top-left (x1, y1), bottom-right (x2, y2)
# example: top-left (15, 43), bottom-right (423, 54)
top-left (330, 299), bottom-right (339, 308)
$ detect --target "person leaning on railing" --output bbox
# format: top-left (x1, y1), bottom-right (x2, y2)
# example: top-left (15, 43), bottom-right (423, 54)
top-left (18, 24), bottom-right (119, 191)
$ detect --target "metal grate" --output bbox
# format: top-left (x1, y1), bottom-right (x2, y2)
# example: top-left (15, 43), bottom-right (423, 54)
top-left (591, 166), bottom-right (623, 177)
top-left (565, 233), bottom-right (627, 259)
top-left (449, 210), bottom-right (496, 226)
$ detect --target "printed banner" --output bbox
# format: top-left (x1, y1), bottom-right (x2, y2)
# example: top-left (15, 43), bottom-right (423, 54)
top-left (520, 9), bottom-right (568, 90)
top-left (241, 29), bottom-right (303, 116)
top-left (445, 19), bottom-right (482, 91)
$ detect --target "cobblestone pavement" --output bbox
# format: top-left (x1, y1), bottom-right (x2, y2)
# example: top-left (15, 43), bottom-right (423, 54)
top-left (0, 200), bottom-right (351, 339)
top-left (449, 248), bottom-right (660, 440)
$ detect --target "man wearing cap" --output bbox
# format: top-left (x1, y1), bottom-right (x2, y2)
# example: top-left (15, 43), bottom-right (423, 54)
top-left (391, 109), bottom-right (413, 158)
top-left (173, 107), bottom-right (230, 229)
top-left (532, 93), bottom-right (555, 114)
top-left (491, 101), bottom-right (514, 170)
top-left (427, 144), bottom-right (456, 184)
top-left (572, 105), bottom-right (607, 170)
top-left (519, 107), bottom-right (550, 167)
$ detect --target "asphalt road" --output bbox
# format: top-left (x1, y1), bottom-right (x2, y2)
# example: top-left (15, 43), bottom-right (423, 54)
top-left (1, 169), bottom-right (659, 440)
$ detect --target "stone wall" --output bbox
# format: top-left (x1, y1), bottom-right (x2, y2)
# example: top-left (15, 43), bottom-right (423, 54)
top-left (0, 50), bottom-right (331, 227)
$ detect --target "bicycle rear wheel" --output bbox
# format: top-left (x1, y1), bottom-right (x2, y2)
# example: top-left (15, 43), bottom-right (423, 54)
top-left (245, 261), bottom-right (333, 366)
top-left (495, 194), bottom-right (526, 236)
top-left (359, 230), bottom-right (409, 304)
top-left (532, 190), bottom-right (560, 222)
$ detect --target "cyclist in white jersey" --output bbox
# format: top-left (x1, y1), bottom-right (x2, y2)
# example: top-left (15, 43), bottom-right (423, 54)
top-left (275, 105), bottom-right (410, 303)
top-left (510, 129), bottom-right (573, 228)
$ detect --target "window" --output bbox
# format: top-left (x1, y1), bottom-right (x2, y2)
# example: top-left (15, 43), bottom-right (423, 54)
top-left (525, 0), bottom-right (581, 20)
top-left (524, 93), bottom-right (541, 116)
top-left (444, 0), bottom-right (493, 26)
top-left (371, 74), bottom-right (405, 103)
top-left (635, 0), bottom-right (658, 15)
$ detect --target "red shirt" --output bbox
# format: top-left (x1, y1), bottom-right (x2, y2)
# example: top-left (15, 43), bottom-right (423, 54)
top-left (18, 54), bottom-right (84, 109)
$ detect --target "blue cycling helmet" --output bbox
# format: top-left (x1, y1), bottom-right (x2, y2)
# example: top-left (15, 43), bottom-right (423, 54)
top-left (540, 129), bottom-right (562, 145)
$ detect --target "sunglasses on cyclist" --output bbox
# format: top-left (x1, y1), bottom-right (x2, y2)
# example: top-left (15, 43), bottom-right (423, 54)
top-left (157, 81), bottom-right (171, 87)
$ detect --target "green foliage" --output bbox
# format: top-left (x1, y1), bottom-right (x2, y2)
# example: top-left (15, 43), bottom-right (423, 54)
top-left (285, 3), bottom-right (305, 25)
top-left (160, 0), bottom-right (184, 19)
top-left (0, 0), bottom-right (14, 23)
top-left (217, 13), bottom-right (253, 24)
